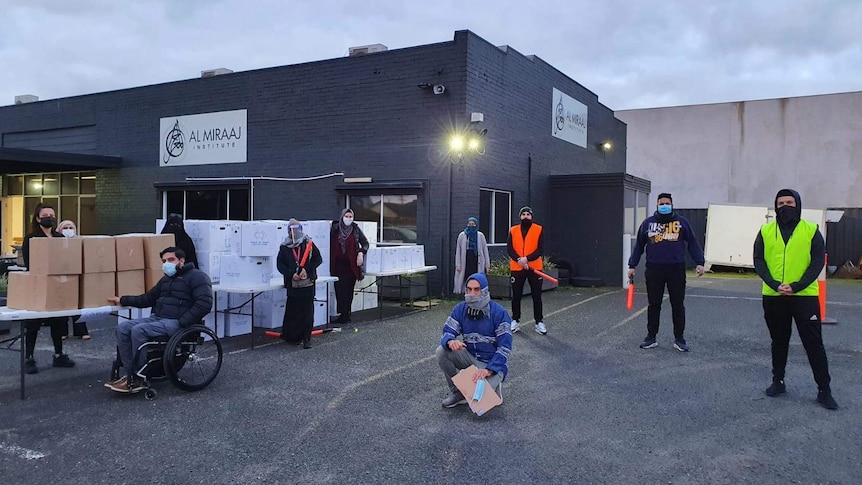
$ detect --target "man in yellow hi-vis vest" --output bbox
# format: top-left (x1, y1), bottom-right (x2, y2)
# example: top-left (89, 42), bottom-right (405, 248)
top-left (753, 189), bottom-right (837, 410)
top-left (507, 206), bottom-right (547, 335)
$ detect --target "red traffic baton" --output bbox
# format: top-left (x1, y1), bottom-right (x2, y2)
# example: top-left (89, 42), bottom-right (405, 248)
top-left (265, 327), bottom-right (342, 339)
top-left (626, 279), bottom-right (635, 310)
top-left (532, 269), bottom-right (559, 285)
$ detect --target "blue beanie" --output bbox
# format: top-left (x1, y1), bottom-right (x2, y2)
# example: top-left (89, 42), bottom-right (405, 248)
top-left (467, 273), bottom-right (488, 289)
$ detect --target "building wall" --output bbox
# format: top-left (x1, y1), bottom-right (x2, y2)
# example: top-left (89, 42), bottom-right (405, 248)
top-left (0, 30), bottom-right (626, 294)
top-left (616, 92), bottom-right (862, 210)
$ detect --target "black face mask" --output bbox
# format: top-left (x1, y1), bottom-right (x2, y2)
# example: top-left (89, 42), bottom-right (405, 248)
top-left (39, 217), bottom-right (54, 228)
top-left (776, 205), bottom-right (799, 226)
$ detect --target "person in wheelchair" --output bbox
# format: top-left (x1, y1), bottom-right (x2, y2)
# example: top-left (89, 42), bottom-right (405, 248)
top-left (105, 247), bottom-right (213, 393)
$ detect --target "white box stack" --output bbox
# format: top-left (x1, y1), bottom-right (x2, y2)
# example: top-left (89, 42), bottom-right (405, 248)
top-left (364, 247), bottom-right (385, 274)
top-left (356, 221), bottom-right (378, 247)
top-left (224, 313), bottom-right (252, 337)
top-left (301, 220), bottom-right (332, 277)
top-left (313, 301), bottom-right (327, 327)
top-left (229, 290), bottom-right (287, 329)
top-left (197, 251), bottom-right (223, 284)
top-left (219, 255), bottom-right (273, 286)
top-left (409, 245), bottom-right (426, 269)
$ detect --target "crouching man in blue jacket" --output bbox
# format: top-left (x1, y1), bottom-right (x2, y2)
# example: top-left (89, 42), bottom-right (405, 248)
top-left (435, 273), bottom-right (513, 408)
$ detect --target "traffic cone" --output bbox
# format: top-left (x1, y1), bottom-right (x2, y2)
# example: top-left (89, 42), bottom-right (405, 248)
top-left (819, 253), bottom-right (837, 325)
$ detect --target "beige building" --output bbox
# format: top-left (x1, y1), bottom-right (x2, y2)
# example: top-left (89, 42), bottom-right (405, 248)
top-left (616, 91), bottom-right (862, 211)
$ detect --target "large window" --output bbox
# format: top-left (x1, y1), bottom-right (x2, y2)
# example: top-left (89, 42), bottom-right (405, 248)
top-left (479, 188), bottom-right (511, 244)
top-left (162, 188), bottom-right (250, 220)
top-left (624, 188), bottom-right (649, 235)
top-left (348, 194), bottom-right (418, 244)
top-left (4, 171), bottom-right (97, 236)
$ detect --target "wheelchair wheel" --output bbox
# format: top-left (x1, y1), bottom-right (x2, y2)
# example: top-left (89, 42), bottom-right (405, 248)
top-left (163, 325), bottom-right (222, 392)
top-left (144, 388), bottom-right (157, 401)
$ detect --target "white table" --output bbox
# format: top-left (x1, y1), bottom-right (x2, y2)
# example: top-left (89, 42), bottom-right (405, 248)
top-left (211, 276), bottom-right (338, 348)
top-left (361, 266), bottom-right (438, 319)
top-left (0, 306), bottom-right (123, 399)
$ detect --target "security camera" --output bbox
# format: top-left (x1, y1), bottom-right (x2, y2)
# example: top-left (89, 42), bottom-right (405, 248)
top-left (433, 84), bottom-right (446, 95)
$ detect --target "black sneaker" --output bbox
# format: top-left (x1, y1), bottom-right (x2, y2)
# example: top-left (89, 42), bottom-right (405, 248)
top-left (639, 336), bottom-right (658, 349)
top-left (52, 354), bottom-right (76, 368)
top-left (441, 392), bottom-right (467, 408)
top-left (673, 338), bottom-right (690, 352)
top-left (817, 390), bottom-right (839, 410)
top-left (765, 379), bottom-right (786, 397)
top-left (25, 358), bottom-right (38, 374)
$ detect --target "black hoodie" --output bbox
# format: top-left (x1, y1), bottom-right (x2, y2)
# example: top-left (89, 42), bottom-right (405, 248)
top-left (752, 189), bottom-right (825, 293)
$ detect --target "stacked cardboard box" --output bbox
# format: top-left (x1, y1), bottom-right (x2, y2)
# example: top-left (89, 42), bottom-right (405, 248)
top-left (7, 237), bottom-right (82, 311)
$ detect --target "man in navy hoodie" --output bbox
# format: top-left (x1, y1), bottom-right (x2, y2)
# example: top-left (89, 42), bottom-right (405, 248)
top-left (628, 193), bottom-right (705, 351)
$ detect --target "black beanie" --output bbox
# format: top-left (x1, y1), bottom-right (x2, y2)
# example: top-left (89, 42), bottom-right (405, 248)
top-left (519, 206), bottom-right (533, 216)
top-left (657, 193), bottom-right (673, 203)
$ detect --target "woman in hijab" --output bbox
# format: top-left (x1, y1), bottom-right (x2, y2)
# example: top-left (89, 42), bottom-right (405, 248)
top-left (58, 220), bottom-right (90, 340)
top-left (277, 219), bottom-right (322, 349)
top-left (160, 214), bottom-right (199, 269)
top-left (330, 208), bottom-right (369, 323)
top-left (453, 216), bottom-right (490, 294)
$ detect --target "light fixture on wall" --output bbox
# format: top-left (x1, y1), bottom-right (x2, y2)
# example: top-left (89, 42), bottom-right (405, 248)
top-left (598, 141), bottom-right (613, 152)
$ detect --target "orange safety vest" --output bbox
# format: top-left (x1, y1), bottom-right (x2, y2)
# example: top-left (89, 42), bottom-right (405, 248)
top-left (509, 223), bottom-right (543, 271)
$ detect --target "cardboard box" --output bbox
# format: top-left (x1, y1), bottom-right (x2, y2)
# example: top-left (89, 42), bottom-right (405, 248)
top-left (82, 236), bottom-right (117, 273)
top-left (27, 237), bottom-right (82, 275)
top-left (203, 312), bottom-right (225, 341)
top-left (224, 313), bottom-right (252, 337)
top-left (144, 267), bottom-right (165, 291)
top-left (141, 234), bottom-right (176, 269)
top-left (364, 247), bottom-right (385, 274)
top-left (229, 221), bottom-right (280, 257)
top-left (197, 251), bottom-right (222, 284)
top-left (114, 235), bottom-right (146, 271)
top-left (219, 255), bottom-right (273, 286)
top-left (116, 270), bottom-right (145, 297)
top-left (80, 272), bottom-right (116, 308)
top-left (313, 300), bottom-right (327, 327)
top-left (7, 272), bottom-right (79, 311)
top-left (186, 220), bottom-right (233, 253)
top-left (409, 245), bottom-right (426, 269)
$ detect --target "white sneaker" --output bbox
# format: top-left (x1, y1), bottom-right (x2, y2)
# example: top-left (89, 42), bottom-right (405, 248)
top-left (510, 320), bottom-right (521, 333)
top-left (535, 321), bottom-right (547, 335)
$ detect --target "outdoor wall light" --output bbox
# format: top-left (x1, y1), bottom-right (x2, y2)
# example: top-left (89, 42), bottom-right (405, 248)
top-left (599, 141), bottom-right (613, 152)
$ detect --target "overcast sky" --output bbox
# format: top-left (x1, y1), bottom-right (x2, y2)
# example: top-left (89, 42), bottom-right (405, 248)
top-left (1, 0), bottom-right (860, 110)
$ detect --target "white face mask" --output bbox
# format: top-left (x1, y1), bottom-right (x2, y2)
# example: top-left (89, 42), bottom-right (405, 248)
top-left (342, 217), bottom-right (353, 226)
top-left (61, 229), bottom-right (76, 238)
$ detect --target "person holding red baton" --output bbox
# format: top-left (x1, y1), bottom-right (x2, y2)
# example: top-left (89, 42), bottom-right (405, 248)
top-left (507, 206), bottom-right (548, 335)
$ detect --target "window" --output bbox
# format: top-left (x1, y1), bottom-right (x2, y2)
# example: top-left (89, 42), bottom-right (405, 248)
top-left (347, 194), bottom-right (418, 244)
top-left (161, 188), bottom-right (250, 221)
top-left (3, 171), bottom-right (98, 238)
top-left (479, 188), bottom-right (511, 244)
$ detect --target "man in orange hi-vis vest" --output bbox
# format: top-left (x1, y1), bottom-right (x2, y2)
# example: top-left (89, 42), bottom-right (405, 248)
top-left (507, 206), bottom-right (547, 335)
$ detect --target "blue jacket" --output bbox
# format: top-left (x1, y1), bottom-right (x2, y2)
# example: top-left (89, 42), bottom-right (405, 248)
top-left (440, 301), bottom-right (513, 379)
top-left (628, 212), bottom-right (705, 268)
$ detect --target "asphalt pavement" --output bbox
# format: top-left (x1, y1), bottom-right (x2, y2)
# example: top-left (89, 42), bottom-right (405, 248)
top-left (1, 275), bottom-right (860, 484)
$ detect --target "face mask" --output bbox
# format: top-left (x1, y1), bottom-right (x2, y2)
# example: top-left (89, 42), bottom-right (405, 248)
top-left (342, 217), bottom-right (353, 226)
top-left (776, 205), bottom-right (799, 225)
top-left (39, 217), bottom-right (54, 228)
top-left (162, 261), bottom-right (178, 277)
top-left (657, 204), bottom-right (672, 215)
top-left (61, 229), bottom-right (75, 238)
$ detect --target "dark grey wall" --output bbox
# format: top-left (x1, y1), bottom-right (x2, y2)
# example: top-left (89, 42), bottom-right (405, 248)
top-left (0, 30), bottom-right (626, 295)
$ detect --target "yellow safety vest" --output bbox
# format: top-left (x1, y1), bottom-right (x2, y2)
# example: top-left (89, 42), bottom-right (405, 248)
top-left (760, 220), bottom-right (819, 296)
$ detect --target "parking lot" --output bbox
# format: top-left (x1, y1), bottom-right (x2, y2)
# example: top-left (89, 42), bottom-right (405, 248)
top-left (1, 275), bottom-right (860, 484)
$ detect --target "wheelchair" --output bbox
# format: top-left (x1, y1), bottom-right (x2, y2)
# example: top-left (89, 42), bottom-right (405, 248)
top-left (110, 324), bottom-right (223, 400)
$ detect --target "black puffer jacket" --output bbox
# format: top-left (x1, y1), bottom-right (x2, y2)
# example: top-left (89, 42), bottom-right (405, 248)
top-left (120, 263), bottom-right (213, 328)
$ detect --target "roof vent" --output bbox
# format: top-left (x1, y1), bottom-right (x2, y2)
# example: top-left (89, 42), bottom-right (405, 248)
top-left (348, 44), bottom-right (388, 57)
top-left (14, 94), bottom-right (39, 104)
top-left (201, 68), bottom-right (234, 78)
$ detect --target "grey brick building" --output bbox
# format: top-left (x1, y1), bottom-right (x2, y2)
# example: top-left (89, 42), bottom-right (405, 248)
top-left (0, 30), bottom-right (633, 293)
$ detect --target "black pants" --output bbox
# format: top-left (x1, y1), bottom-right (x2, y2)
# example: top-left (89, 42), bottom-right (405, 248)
top-left (25, 318), bottom-right (65, 359)
top-left (334, 273), bottom-right (357, 322)
top-left (282, 287), bottom-right (315, 344)
top-left (511, 270), bottom-right (543, 322)
top-left (645, 265), bottom-right (687, 339)
top-left (763, 295), bottom-right (831, 390)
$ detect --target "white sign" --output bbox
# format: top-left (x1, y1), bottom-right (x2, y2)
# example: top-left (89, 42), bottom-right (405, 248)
top-left (551, 88), bottom-right (588, 148)
top-left (159, 109), bottom-right (247, 166)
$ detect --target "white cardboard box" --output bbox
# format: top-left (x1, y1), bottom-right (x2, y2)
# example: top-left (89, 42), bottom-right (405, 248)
top-left (364, 247), bottom-right (385, 273)
top-left (224, 313), bottom-right (252, 337)
top-left (313, 300), bottom-right (328, 327)
top-left (197, 251), bottom-right (223, 284)
top-left (409, 245), bottom-right (426, 269)
top-left (186, 220), bottom-right (233, 253)
top-left (219, 255), bottom-right (273, 286)
top-left (230, 221), bottom-right (280, 257)
top-left (356, 221), bottom-right (378, 247)
top-left (203, 313), bottom-right (226, 341)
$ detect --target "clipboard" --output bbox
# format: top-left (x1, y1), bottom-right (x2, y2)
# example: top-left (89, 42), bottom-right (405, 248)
top-left (451, 365), bottom-right (503, 416)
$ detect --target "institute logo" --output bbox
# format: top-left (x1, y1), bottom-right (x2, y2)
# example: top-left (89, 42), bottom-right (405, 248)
top-left (553, 95), bottom-right (565, 135)
top-left (163, 120), bottom-right (185, 165)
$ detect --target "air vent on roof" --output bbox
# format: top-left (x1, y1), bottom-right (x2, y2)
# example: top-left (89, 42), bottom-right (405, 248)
top-left (348, 44), bottom-right (388, 57)
top-left (14, 94), bottom-right (39, 104)
top-left (201, 68), bottom-right (234, 78)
